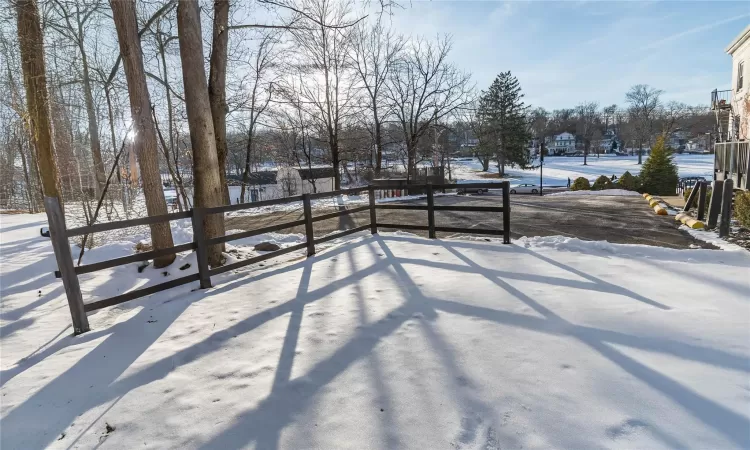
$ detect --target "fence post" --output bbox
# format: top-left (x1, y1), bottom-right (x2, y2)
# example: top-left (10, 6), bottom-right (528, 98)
top-left (368, 185), bottom-right (378, 234)
top-left (303, 194), bottom-right (315, 256)
top-left (502, 182), bottom-right (511, 244)
top-left (191, 207), bottom-right (212, 289)
top-left (697, 182), bottom-right (707, 221)
top-left (44, 196), bottom-right (90, 334)
top-left (719, 179), bottom-right (733, 237)
top-left (683, 183), bottom-right (700, 211)
top-left (426, 183), bottom-right (436, 238)
top-left (707, 180), bottom-right (723, 229)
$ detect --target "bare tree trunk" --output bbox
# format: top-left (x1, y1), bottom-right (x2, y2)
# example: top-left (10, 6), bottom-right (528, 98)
top-left (111, 0), bottom-right (175, 267)
top-left (240, 129), bottom-right (253, 203)
top-left (18, 134), bottom-right (36, 213)
top-left (80, 49), bottom-right (106, 196)
top-left (638, 141), bottom-right (643, 165)
top-left (17, 0), bottom-right (61, 203)
top-left (178, 0), bottom-right (226, 266)
top-left (208, 0), bottom-right (230, 205)
top-left (374, 106), bottom-right (383, 175)
top-left (480, 154), bottom-right (490, 171)
top-left (331, 139), bottom-right (341, 190)
top-left (28, 137), bottom-right (44, 207)
top-left (104, 85), bottom-right (129, 211)
top-left (583, 143), bottom-right (589, 166)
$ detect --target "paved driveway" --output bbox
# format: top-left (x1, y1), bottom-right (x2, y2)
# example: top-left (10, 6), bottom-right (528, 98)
top-left (225, 192), bottom-right (713, 249)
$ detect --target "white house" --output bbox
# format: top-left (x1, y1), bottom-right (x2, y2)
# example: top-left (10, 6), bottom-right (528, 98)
top-left (226, 167), bottom-right (336, 204)
top-left (551, 132), bottom-right (577, 155)
top-left (727, 24), bottom-right (749, 141)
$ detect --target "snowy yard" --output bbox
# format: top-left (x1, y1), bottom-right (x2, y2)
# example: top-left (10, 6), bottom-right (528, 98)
top-left (1, 212), bottom-right (750, 449)
top-left (450, 154), bottom-right (714, 186)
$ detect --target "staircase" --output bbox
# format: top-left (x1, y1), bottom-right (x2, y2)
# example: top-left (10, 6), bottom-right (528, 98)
top-left (711, 89), bottom-right (733, 142)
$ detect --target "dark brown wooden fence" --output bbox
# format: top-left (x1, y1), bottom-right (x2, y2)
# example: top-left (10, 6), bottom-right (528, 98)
top-left (47, 182), bottom-right (510, 334)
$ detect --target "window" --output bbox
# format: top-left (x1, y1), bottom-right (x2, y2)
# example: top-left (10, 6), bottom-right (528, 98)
top-left (738, 61), bottom-right (745, 91)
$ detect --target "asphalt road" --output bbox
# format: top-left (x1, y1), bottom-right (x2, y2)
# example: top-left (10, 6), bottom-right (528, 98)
top-left (224, 192), bottom-right (715, 250)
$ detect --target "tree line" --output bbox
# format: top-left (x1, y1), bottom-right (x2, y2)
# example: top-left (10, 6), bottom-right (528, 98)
top-left (1, 0), bottom-right (714, 268)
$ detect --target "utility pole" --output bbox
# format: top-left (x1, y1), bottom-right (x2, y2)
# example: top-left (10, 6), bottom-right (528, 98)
top-left (539, 141), bottom-right (545, 196)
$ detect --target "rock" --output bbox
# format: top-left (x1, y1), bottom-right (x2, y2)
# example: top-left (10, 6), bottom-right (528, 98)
top-left (135, 242), bottom-right (153, 253)
top-left (254, 242), bottom-right (280, 252)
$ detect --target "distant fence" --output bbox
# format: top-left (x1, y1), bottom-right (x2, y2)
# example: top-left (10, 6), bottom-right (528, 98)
top-left (46, 182), bottom-right (511, 334)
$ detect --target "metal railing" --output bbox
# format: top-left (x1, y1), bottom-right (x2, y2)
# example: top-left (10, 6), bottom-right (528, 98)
top-left (711, 89), bottom-right (732, 110)
top-left (46, 182), bottom-right (511, 334)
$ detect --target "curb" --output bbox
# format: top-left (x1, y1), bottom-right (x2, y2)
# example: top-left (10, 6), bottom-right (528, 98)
top-left (675, 212), bottom-right (705, 229)
top-left (642, 193), bottom-right (668, 215)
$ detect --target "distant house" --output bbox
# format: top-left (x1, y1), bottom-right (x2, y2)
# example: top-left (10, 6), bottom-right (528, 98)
top-left (551, 132), bottom-right (577, 155)
top-left (277, 166), bottom-right (335, 197)
top-left (225, 166), bottom-right (335, 203)
top-left (227, 171), bottom-right (279, 203)
top-left (668, 130), bottom-right (690, 151)
top-left (598, 129), bottom-right (620, 154)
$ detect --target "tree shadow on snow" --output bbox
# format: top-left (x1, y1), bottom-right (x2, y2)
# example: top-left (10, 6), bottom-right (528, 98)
top-left (3, 234), bottom-right (748, 449)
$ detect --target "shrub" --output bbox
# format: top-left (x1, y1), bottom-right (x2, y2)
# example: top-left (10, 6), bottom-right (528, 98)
top-left (638, 137), bottom-right (678, 195)
top-left (592, 175), bottom-right (615, 190)
top-left (570, 177), bottom-right (590, 191)
top-left (735, 191), bottom-right (750, 229)
top-left (616, 171), bottom-right (638, 191)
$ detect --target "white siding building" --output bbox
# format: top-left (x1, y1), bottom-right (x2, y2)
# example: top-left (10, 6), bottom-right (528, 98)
top-left (551, 132), bottom-right (577, 155)
top-left (727, 24), bottom-right (749, 141)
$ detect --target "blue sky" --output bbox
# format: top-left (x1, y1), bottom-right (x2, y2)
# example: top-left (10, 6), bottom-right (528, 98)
top-left (388, 1), bottom-right (750, 110)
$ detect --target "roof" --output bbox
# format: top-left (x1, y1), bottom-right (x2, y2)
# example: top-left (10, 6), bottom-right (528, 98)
top-left (226, 171), bottom-right (277, 185)
top-left (298, 167), bottom-right (335, 180)
top-left (725, 24), bottom-right (750, 55)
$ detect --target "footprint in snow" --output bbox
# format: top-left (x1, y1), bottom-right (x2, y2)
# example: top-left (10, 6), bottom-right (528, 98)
top-left (606, 419), bottom-right (649, 440)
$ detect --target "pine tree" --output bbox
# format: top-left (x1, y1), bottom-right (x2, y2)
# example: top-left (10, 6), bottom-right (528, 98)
top-left (639, 136), bottom-right (678, 195)
top-left (477, 72), bottom-right (531, 176)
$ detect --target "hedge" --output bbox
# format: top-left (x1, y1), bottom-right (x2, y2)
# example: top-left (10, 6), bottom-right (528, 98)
top-left (571, 177), bottom-right (590, 191)
top-left (592, 175), bottom-right (615, 191)
top-left (616, 171), bottom-right (638, 191)
top-left (735, 191), bottom-right (750, 229)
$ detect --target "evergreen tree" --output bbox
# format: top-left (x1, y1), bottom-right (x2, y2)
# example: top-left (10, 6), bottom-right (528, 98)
top-left (477, 71), bottom-right (531, 176)
top-left (639, 136), bottom-right (678, 195)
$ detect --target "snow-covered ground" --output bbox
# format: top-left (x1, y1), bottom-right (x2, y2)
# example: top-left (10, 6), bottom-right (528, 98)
top-left (2, 211), bottom-right (749, 449)
top-left (547, 189), bottom-right (642, 197)
top-left (450, 154), bottom-right (714, 186)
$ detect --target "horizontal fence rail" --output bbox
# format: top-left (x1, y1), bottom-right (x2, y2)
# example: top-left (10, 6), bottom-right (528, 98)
top-left (46, 182), bottom-right (511, 334)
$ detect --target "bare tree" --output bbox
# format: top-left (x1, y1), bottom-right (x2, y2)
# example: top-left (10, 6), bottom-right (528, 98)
top-left (386, 35), bottom-right (471, 180)
top-left (350, 21), bottom-right (403, 176)
top-left (47, 0), bottom-right (107, 196)
top-left (575, 102), bottom-right (599, 166)
top-left (17, 0), bottom-right (62, 203)
top-left (110, 0), bottom-right (175, 267)
top-left (659, 101), bottom-right (689, 138)
top-left (626, 84), bottom-right (662, 164)
top-left (177, 0), bottom-right (226, 266)
top-left (288, 0), bottom-right (361, 190)
top-left (208, 0), bottom-right (230, 204)
top-left (238, 32), bottom-right (277, 203)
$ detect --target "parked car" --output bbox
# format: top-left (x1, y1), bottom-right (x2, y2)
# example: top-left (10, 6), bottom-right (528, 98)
top-left (457, 185), bottom-right (490, 195)
top-left (510, 183), bottom-right (540, 194)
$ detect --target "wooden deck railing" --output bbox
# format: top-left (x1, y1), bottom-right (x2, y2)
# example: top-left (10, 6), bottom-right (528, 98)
top-left (46, 182), bottom-right (511, 334)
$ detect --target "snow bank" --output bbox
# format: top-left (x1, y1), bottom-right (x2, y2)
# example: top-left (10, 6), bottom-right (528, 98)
top-left (2, 214), bottom-right (749, 449)
top-left (680, 225), bottom-right (748, 253)
top-left (547, 189), bottom-right (641, 197)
